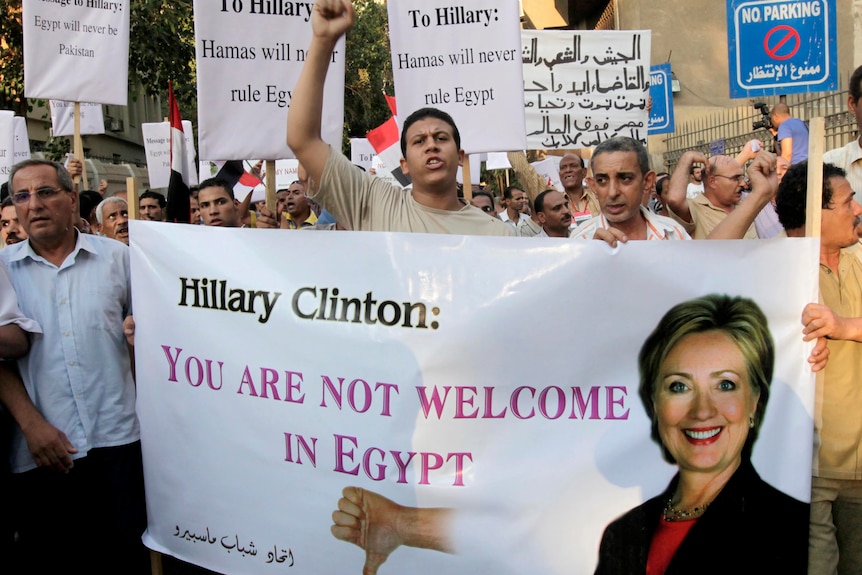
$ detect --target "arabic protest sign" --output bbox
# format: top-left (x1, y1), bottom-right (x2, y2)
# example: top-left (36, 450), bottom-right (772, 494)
top-left (141, 121), bottom-right (199, 190)
top-left (350, 138), bottom-right (375, 172)
top-left (726, 0), bottom-right (836, 97)
top-left (193, 0), bottom-right (345, 161)
top-left (648, 63), bottom-right (674, 136)
top-left (131, 223), bottom-right (816, 575)
top-left (50, 101), bottom-right (105, 137)
top-left (522, 30), bottom-right (651, 150)
top-left (22, 0), bottom-right (130, 105)
top-left (387, 0), bottom-right (526, 154)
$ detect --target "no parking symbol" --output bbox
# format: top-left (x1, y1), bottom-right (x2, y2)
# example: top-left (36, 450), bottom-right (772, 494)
top-left (764, 25), bottom-right (800, 60)
top-left (726, 0), bottom-right (836, 97)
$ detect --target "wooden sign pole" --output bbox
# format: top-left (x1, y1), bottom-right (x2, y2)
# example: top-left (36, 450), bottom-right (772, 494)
top-left (804, 117), bottom-right (825, 239)
top-left (462, 155), bottom-right (472, 200)
top-left (265, 160), bottom-right (277, 214)
top-left (73, 102), bottom-right (89, 190)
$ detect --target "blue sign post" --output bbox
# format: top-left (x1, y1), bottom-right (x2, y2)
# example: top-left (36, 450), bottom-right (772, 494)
top-left (648, 63), bottom-right (675, 136)
top-left (726, 0), bottom-right (836, 98)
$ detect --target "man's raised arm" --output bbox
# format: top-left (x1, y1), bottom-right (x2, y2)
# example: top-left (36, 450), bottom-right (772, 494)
top-left (666, 151), bottom-right (705, 223)
top-left (286, 0), bottom-right (355, 187)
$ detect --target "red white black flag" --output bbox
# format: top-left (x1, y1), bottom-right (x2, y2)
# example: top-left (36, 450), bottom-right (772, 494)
top-left (166, 81), bottom-right (191, 223)
top-left (367, 95), bottom-right (411, 187)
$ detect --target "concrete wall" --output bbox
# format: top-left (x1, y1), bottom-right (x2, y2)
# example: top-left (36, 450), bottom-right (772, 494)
top-left (615, 0), bottom-right (858, 156)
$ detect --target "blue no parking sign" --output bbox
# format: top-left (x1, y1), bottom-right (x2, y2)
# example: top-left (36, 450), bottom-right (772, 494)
top-left (727, 0), bottom-right (836, 98)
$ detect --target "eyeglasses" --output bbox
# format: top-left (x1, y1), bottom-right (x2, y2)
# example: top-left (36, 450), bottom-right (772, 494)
top-left (713, 174), bottom-right (746, 183)
top-left (11, 187), bottom-right (66, 205)
top-left (481, 206), bottom-right (494, 213)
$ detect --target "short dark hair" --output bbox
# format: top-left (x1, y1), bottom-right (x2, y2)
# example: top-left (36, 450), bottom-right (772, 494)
top-left (503, 185), bottom-right (525, 200)
top-left (139, 189), bottom-right (166, 208)
top-left (78, 189), bottom-right (103, 219)
top-left (591, 136), bottom-right (650, 175)
top-left (851, 64), bottom-right (862, 104)
top-left (471, 190), bottom-right (495, 206)
top-left (776, 161), bottom-right (846, 230)
top-left (639, 294), bottom-right (773, 464)
top-left (0, 195), bottom-right (12, 209)
top-left (9, 159), bottom-right (74, 193)
top-left (399, 108), bottom-right (461, 157)
top-left (534, 189), bottom-right (558, 213)
top-left (197, 178), bottom-right (235, 200)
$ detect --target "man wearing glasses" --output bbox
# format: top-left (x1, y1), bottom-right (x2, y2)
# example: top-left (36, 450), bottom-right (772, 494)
top-left (0, 159), bottom-right (149, 574)
top-left (664, 151), bottom-right (758, 239)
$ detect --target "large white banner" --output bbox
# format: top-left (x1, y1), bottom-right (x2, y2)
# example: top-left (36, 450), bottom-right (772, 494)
top-left (388, 0), bottom-right (526, 154)
top-left (131, 223), bottom-right (817, 575)
top-left (522, 30), bottom-right (651, 150)
top-left (50, 101), bottom-right (105, 136)
top-left (22, 0), bottom-right (130, 105)
top-left (141, 121), bottom-right (199, 189)
top-left (193, 1), bottom-right (345, 161)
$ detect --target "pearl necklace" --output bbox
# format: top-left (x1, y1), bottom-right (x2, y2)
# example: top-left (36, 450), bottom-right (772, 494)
top-left (663, 498), bottom-right (709, 522)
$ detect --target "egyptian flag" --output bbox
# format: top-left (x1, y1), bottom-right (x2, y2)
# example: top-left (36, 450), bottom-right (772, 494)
top-left (367, 97), bottom-right (411, 188)
top-left (166, 81), bottom-right (191, 223)
top-left (214, 160), bottom-right (263, 200)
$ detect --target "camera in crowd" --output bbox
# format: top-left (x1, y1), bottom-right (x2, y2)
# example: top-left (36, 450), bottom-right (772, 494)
top-left (752, 102), bottom-right (773, 131)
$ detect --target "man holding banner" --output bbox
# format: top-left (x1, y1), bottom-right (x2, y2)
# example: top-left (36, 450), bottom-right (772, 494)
top-left (287, 0), bottom-right (512, 236)
top-left (0, 160), bottom-right (149, 575)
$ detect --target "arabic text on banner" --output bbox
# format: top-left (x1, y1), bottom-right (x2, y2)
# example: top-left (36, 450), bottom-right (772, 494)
top-left (522, 30), bottom-right (651, 150)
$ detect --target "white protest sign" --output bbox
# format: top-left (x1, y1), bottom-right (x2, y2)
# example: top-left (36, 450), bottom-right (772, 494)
top-left (22, 0), bottom-right (130, 105)
top-left (0, 112), bottom-right (14, 185)
top-left (522, 30), bottom-right (651, 149)
top-left (456, 154), bottom-right (483, 185)
top-left (350, 138), bottom-right (376, 171)
top-left (13, 117), bottom-right (31, 164)
top-left (262, 159), bottom-right (300, 191)
top-left (50, 101), bottom-right (105, 136)
top-left (531, 156), bottom-right (563, 191)
top-left (141, 121), bottom-right (199, 189)
top-left (131, 225), bottom-right (816, 575)
top-left (193, 1), bottom-right (345, 161)
top-left (484, 152), bottom-right (511, 171)
top-left (370, 155), bottom-right (404, 188)
top-left (387, 0), bottom-right (526, 154)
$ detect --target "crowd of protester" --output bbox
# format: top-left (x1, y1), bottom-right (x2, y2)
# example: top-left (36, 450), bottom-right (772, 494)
top-left (1, 0), bottom-right (861, 572)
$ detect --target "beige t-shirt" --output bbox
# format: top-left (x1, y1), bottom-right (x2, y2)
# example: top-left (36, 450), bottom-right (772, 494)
top-left (668, 193), bottom-right (757, 239)
top-left (813, 248), bottom-right (862, 480)
top-left (313, 151), bottom-right (514, 236)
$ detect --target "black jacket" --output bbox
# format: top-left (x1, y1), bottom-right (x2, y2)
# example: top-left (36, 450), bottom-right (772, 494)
top-left (594, 459), bottom-right (809, 574)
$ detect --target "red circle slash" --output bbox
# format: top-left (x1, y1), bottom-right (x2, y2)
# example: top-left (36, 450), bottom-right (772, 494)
top-left (764, 25), bottom-right (800, 60)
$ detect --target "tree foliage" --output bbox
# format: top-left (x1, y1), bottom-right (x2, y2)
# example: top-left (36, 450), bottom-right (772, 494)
top-left (342, 0), bottom-right (394, 147)
top-left (0, 1), bottom-right (25, 115)
top-left (129, 0), bottom-right (197, 124)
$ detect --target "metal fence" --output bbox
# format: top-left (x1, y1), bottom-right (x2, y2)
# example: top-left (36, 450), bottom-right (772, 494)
top-left (660, 77), bottom-right (857, 172)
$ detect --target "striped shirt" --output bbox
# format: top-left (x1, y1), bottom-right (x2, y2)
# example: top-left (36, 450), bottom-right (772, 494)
top-left (570, 206), bottom-right (692, 240)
